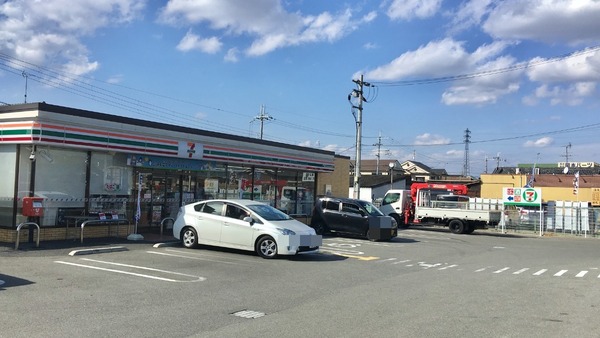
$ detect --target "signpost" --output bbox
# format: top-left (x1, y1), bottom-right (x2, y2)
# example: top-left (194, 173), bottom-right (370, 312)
top-left (502, 187), bottom-right (543, 236)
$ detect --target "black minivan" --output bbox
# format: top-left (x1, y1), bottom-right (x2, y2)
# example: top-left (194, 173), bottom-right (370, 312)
top-left (310, 197), bottom-right (397, 241)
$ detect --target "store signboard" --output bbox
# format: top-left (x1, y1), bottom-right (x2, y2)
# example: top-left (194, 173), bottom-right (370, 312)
top-left (127, 154), bottom-right (215, 171)
top-left (302, 172), bottom-right (315, 182)
top-left (503, 187), bottom-right (542, 206)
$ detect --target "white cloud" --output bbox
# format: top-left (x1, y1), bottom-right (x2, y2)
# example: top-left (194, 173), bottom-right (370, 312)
top-left (0, 0), bottom-right (145, 76)
top-left (363, 42), bottom-right (378, 50)
top-left (483, 0), bottom-right (600, 45)
top-left (524, 137), bottom-right (553, 148)
top-left (527, 82), bottom-right (596, 106)
top-left (322, 144), bottom-right (340, 153)
top-left (176, 31), bottom-right (222, 53)
top-left (447, 0), bottom-right (494, 34)
top-left (442, 55), bottom-right (522, 105)
top-left (159, 0), bottom-right (367, 57)
top-left (363, 38), bottom-right (521, 105)
top-left (445, 149), bottom-right (463, 158)
top-left (106, 74), bottom-right (124, 84)
top-left (386, 0), bottom-right (442, 20)
top-left (414, 133), bottom-right (450, 145)
top-left (527, 48), bottom-right (600, 83)
top-left (362, 38), bottom-right (470, 81)
top-left (224, 48), bottom-right (239, 63)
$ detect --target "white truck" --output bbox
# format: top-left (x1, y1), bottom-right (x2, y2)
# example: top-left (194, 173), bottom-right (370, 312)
top-left (379, 183), bottom-right (502, 234)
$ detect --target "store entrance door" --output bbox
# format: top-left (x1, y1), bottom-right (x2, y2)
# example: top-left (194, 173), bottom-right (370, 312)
top-left (149, 173), bottom-right (180, 226)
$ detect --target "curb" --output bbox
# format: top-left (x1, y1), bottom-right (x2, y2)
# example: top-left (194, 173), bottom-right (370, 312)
top-left (152, 241), bottom-right (179, 248)
top-left (68, 246), bottom-right (129, 256)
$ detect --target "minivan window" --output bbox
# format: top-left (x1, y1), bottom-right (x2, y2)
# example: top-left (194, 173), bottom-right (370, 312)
top-left (357, 200), bottom-right (385, 216)
top-left (324, 200), bottom-right (339, 211)
top-left (342, 203), bottom-right (362, 215)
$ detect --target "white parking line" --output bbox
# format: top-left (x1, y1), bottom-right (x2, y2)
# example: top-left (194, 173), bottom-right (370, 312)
top-left (533, 269), bottom-right (547, 276)
top-left (493, 267), bottom-right (510, 274)
top-left (148, 250), bottom-right (243, 265)
top-left (576, 271), bottom-right (588, 278)
top-left (554, 270), bottom-right (568, 277)
top-left (392, 259), bottom-right (411, 264)
top-left (513, 268), bottom-right (530, 275)
top-left (438, 264), bottom-right (457, 270)
top-left (54, 259), bottom-right (206, 282)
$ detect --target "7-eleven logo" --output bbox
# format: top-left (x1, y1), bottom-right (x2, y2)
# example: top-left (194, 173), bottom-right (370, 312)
top-left (186, 142), bottom-right (196, 158)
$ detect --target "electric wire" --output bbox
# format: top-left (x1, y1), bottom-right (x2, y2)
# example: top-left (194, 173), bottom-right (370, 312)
top-left (369, 45), bottom-right (600, 87)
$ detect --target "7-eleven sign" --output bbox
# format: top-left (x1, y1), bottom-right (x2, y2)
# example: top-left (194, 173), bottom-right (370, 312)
top-left (178, 141), bottom-right (203, 159)
top-left (503, 187), bottom-right (542, 206)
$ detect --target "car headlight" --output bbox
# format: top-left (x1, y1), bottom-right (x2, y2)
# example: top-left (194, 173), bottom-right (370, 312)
top-left (276, 228), bottom-right (296, 235)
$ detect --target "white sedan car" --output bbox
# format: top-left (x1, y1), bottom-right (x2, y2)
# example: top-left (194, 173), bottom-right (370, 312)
top-left (173, 199), bottom-right (322, 259)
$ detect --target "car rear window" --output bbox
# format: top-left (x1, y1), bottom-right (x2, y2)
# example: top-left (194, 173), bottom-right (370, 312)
top-left (201, 201), bottom-right (224, 215)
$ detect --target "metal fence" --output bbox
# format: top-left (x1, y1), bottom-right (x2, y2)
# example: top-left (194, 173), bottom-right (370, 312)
top-left (496, 203), bottom-right (600, 237)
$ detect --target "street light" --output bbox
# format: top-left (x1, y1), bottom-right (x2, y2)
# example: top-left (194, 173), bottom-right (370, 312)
top-left (389, 162), bottom-right (395, 189)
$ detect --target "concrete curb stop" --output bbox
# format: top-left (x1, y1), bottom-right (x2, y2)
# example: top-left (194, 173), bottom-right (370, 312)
top-left (152, 241), bottom-right (179, 248)
top-left (68, 246), bottom-right (129, 256)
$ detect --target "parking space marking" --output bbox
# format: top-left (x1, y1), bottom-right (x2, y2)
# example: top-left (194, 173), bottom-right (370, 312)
top-left (438, 264), bottom-right (458, 271)
top-left (392, 259), bottom-right (411, 265)
top-left (493, 267), bottom-right (510, 274)
top-left (513, 268), bottom-right (530, 275)
top-left (554, 270), bottom-right (568, 277)
top-left (576, 271), bottom-right (588, 278)
top-left (147, 250), bottom-right (244, 265)
top-left (54, 259), bottom-right (206, 282)
top-left (533, 269), bottom-right (547, 276)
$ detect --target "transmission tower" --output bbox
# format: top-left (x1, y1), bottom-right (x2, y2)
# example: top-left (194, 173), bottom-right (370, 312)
top-left (462, 128), bottom-right (471, 177)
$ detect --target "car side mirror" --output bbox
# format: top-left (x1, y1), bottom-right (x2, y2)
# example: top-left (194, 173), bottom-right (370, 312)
top-left (243, 216), bottom-right (254, 225)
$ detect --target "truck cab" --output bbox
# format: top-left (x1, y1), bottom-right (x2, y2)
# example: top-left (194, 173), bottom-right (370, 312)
top-left (379, 189), bottom-right (411, 228)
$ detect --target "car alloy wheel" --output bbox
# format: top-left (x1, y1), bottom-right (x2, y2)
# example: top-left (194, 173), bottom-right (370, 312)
top-left (256, 236), bottom-right (277, 259)
top-left (182, 227), bottom-right (198, 248)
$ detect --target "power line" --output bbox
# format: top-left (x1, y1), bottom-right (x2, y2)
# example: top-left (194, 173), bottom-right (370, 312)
top-left (369, 45), bottom-right (600, 87)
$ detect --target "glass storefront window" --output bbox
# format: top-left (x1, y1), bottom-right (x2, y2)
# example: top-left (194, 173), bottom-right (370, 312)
top-left (31, 147), bottom-right (87, 226)
top-left (275, 169), bottom-right (316, 215)
top-left (197, 163), bottom-right (227, 200)
top-left (89, 153), bottom-right (132, 217)
top-left (254, 168), bottom-right (278, 207)
top-left (0, 144), bottom-right (17, 226)
top-left (227, 164), bottom-right (253, 199)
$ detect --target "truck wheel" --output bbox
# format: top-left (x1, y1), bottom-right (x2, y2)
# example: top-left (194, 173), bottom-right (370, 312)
top-left (448, 219), bottom-right (465, 234)
top-left (391, 214), bottom-right (409, 229)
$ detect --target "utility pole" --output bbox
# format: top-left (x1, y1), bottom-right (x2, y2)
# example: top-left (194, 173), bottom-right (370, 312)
top-left (492, 153), bottom-right (502, 170)
top-left (484, 155), bottom-right (488, 174)
top-left (22, 71), bottom-right (28, 103)
top-left (562, 143), bottom-right (572, 165)
top-left (462, 128), bottom-right (471, 177)
top-left (253, 105), bottom-right (273, 140)
top-left (373, 132), bottom-right (383, 175)
top-left (348, 75), bottom-right (370, 199)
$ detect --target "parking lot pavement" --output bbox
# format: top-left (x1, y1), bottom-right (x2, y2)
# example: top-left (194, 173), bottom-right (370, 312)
top-left (0, 230), bottom-right (178, 256)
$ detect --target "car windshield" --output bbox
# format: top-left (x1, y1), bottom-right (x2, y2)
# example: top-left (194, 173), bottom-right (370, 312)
top-left (247, 204), bottom-right (293, 221)
top-left (356, 200), bottom-right (384, 216)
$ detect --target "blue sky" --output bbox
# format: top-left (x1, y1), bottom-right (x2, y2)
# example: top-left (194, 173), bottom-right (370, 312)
top-left (1, 0), bottom-right (600, 176)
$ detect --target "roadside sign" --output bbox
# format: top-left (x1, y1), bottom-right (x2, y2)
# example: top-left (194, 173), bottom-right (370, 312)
top-left (592, 188), bottom-right (600, 206)
top-left (503, 187), bottom-right (542, 206)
